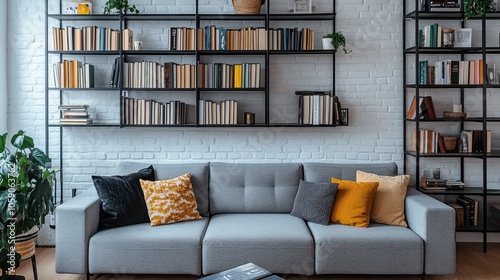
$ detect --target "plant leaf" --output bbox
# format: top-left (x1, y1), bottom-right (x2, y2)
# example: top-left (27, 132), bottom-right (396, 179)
top-left (0, 132), bottom-right (7, 153)
top-left (31, 148), bottom-right (49, 166)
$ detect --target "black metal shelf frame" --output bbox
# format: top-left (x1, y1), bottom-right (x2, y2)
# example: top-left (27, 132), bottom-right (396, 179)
top-left (403, 1), bottom-right (499, 252)
top-left (45, 1), bottom-right (340, 207)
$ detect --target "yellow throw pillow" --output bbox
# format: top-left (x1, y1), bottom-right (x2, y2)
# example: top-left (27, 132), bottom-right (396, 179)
top-left (140, 173), bottom-right (202, 226)
top-left (356, 170), bottom-right (410, 227)
top-left (330, 177), bottom-right (379, 228)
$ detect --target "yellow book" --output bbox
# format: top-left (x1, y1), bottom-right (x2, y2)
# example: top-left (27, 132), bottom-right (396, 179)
top-left (234, 64), bottom-right (242, 88)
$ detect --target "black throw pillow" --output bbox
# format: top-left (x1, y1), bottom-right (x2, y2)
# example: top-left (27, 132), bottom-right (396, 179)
top-left (92, 165), bottom-right (155, 230)
top-left (290, 180), bottom-right (338, 225)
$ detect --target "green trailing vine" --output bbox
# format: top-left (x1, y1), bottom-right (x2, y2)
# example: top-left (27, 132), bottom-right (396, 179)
top-left (103, 0), bottom-right (139, 14)
top-left (463, 0), bottom-right (496, 21)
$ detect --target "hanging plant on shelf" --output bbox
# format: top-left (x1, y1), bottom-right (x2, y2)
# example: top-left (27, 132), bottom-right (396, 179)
top-left (103, 0), bottom-right (139, 14)
top-left (463, 0), bottom-right (496, 21)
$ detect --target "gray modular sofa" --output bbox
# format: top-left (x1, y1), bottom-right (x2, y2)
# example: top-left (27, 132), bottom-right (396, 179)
top-left (55, 162), bottom-right (456, 278)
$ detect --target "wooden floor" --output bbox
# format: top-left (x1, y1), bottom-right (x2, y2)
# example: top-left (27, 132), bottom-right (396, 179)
top-left (14, 243), bottom-right (500, 280)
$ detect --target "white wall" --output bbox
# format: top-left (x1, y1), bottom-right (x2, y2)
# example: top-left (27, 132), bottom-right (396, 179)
top-left (0, 0), bottom-right (7, 133)
top-left (7, 0), bottom-right (499, 244)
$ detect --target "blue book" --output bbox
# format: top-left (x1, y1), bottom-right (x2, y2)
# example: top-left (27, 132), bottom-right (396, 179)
top-left (205, 26), bottom-right (210, 50)
top-left (219, 27), bottom-right (226, 50)
top-left (99, 27), bottom-right (105, 51)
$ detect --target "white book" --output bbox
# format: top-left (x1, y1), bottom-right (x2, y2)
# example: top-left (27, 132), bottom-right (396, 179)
top-left (312, 95), bottom-right (320, 125)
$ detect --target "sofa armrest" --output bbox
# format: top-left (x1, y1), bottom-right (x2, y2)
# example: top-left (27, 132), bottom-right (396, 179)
top-left (55, 188), bottom-right (100, 274)
top-left (405, 187), bottom-right (456, 275)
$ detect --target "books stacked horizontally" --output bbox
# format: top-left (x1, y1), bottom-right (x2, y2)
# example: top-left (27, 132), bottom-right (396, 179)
top-left (59, 105), bottom-right (93, 125)
top-left (421, 177), bottom-right (465, 190)
top-left (296, 91), bottom-right (342, 125)
top-left (198, 100), bottom-right (238, 125)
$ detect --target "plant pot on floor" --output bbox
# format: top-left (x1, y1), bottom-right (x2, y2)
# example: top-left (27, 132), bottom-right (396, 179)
top-left (322, 38), bottom-right (335, 50)
top-left (14, 226), bottom-right (38, 262)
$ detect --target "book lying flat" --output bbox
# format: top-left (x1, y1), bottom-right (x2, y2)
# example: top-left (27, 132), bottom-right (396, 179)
top-left (199, 263), bottom-right (276, 280)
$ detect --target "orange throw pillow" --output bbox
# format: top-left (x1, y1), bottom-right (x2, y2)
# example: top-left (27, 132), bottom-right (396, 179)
top-left (330, 177), bottom-right (379, 228)
top-left (140, 173), bottom-right (202, 226)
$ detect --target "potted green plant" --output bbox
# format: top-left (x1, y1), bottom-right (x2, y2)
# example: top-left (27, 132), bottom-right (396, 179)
top-left (322, 31), bottom-right (351, 54)
top-left (103, 0), bottom-right (139, 14)
top-left (463, 0), bottom-right (496, 21)
top-left (0, 130), bottom-right (55, 279)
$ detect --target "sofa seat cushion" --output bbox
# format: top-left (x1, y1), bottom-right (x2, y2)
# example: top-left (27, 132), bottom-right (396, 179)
top-left (202, 214), bottom-right (314, 275)
top-left (88, 219), bottom-right (209, 275)
top-left (308, 222), bottom-right (424, 275)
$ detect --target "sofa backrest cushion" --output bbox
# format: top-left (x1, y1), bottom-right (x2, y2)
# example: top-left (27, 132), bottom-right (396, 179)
top-left (303, 162), bottom-right (398, 182)
top-left (209, 162), bottom-right (303, 215)
top-left (116, 162), bottom-right (210, 217)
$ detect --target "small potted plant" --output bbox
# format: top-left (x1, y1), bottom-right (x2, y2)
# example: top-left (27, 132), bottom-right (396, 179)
top-left (322, 31), bottom-right (351, 54)
top-left (0, 130), bottom-right (55, 279)
top-left (103, 0), bottom-right (139, 14)
top-left (463, 0), bottom-right (496, 21)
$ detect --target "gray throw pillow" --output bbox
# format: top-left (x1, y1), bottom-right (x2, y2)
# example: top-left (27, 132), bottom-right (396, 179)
top-left (290, 180), bottom-right (338, 225)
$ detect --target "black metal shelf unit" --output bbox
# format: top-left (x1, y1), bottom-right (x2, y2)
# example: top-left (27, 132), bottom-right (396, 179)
top-left (44, 1), bottom-right (341, 205)
top-left (403, 1), bottom-right (500, 252)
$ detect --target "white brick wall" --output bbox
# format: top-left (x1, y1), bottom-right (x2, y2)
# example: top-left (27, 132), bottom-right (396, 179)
top-left (7, 0), bottom-right (500, 244)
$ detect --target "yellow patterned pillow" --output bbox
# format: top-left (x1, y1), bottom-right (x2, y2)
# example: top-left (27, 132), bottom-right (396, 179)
top-left (139, 173), bottom-right (202, 226)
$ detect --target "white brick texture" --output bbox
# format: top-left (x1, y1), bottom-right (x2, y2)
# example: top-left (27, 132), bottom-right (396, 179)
top-left (7, 0), bottom-right (500, 244)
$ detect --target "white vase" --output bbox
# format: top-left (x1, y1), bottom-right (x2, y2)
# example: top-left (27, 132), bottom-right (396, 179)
top-left (322, 38), bottom-right (334, 50)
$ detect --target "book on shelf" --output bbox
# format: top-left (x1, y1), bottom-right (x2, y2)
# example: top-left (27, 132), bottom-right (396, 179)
top-left (123, 97), bottom-right (187, 125)
top-left (462, 196), bottom-right (478, 226)
top-left (445, 180), bottom-right (465, 190)
top-left (53, 60), bottom-right (94, 88)
top-left (419, 59), bottom-right (484, 86)
top-left (461, 130), bottom-right (492, 153)
top-left (490, 204), bottom-right (500, 226)
top-left (59, 104), bottom-right (93, 125)
top-left (297, 92), bottom-right (342, 125)
top-left (412, 128), bottom-right (444, 154)
top-left (447, 202), bottom-right (465, 227)
top-left (456, 197), bottom-right (471, 227)
top-left (421, 177), bottom-right (447, 190)
top-left (52, 26), bottom-right (125, 51)
top-left (198, 100), bottom-right (238, 125)
top-left (406, 96), bottom-right (436, 120)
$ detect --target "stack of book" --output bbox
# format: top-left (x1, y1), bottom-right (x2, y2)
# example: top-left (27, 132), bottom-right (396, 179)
top-left (52, 26), bottom-right (132, 51)
top-left (421, 177), bottom-right (465, 190)
top-left (212, 63), bottom-right (261, 89)
top-left (59, 105), bottom-right (93, 125)
top-left (412, 128), bottom-right (445, 154)
top-left (461, 130), bottom-right (492, 153)
top-left (122, 98), bottom-right (187, 125)
top-left (420, 177), bottom-right (447, 190)
top-left (419, 59), bottom-right (485, 85)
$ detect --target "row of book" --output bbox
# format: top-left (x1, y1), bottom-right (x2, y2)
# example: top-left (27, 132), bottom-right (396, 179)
top-left (52, 26), bottom-right (133, 51)
top-left (122, 97), bottom-right (187, 125)
top-left (297, 91), bottom-right (342, 125)
top-left (419, 23), bottom-right (445, 48)
top-left (406, 95), bottom-right (436, 119)
top-left (412, 129), bottom-right (492, 154)
top-left (170, 26), bottom-right (315, 51)
top-left (420, 178), bottom-right (465, 191)
top-left (448, 197), bottom-right (479, 227)
top-left (53, 60), bottom-right (95, 88)
top-left (198, 100), bottom-right (238, 125)
top-left (461, 130), bottom-right (492, 153)
top-left (59, 104), bottom-right (93, 125)
top-left (118, 61), bottom-right (262, 89)
top-left (212, 63), bottom-right (261, 89)
top-left (419, 60), bottom-right (485, 85)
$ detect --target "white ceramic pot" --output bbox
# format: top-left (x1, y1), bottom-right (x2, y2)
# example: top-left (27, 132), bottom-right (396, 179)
top-left (322, 38), bottom-right (334, 50)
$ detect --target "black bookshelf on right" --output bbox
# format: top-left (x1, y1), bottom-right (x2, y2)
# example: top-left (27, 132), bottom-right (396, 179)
top-left (403, 0), bottom-right (500, 252)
